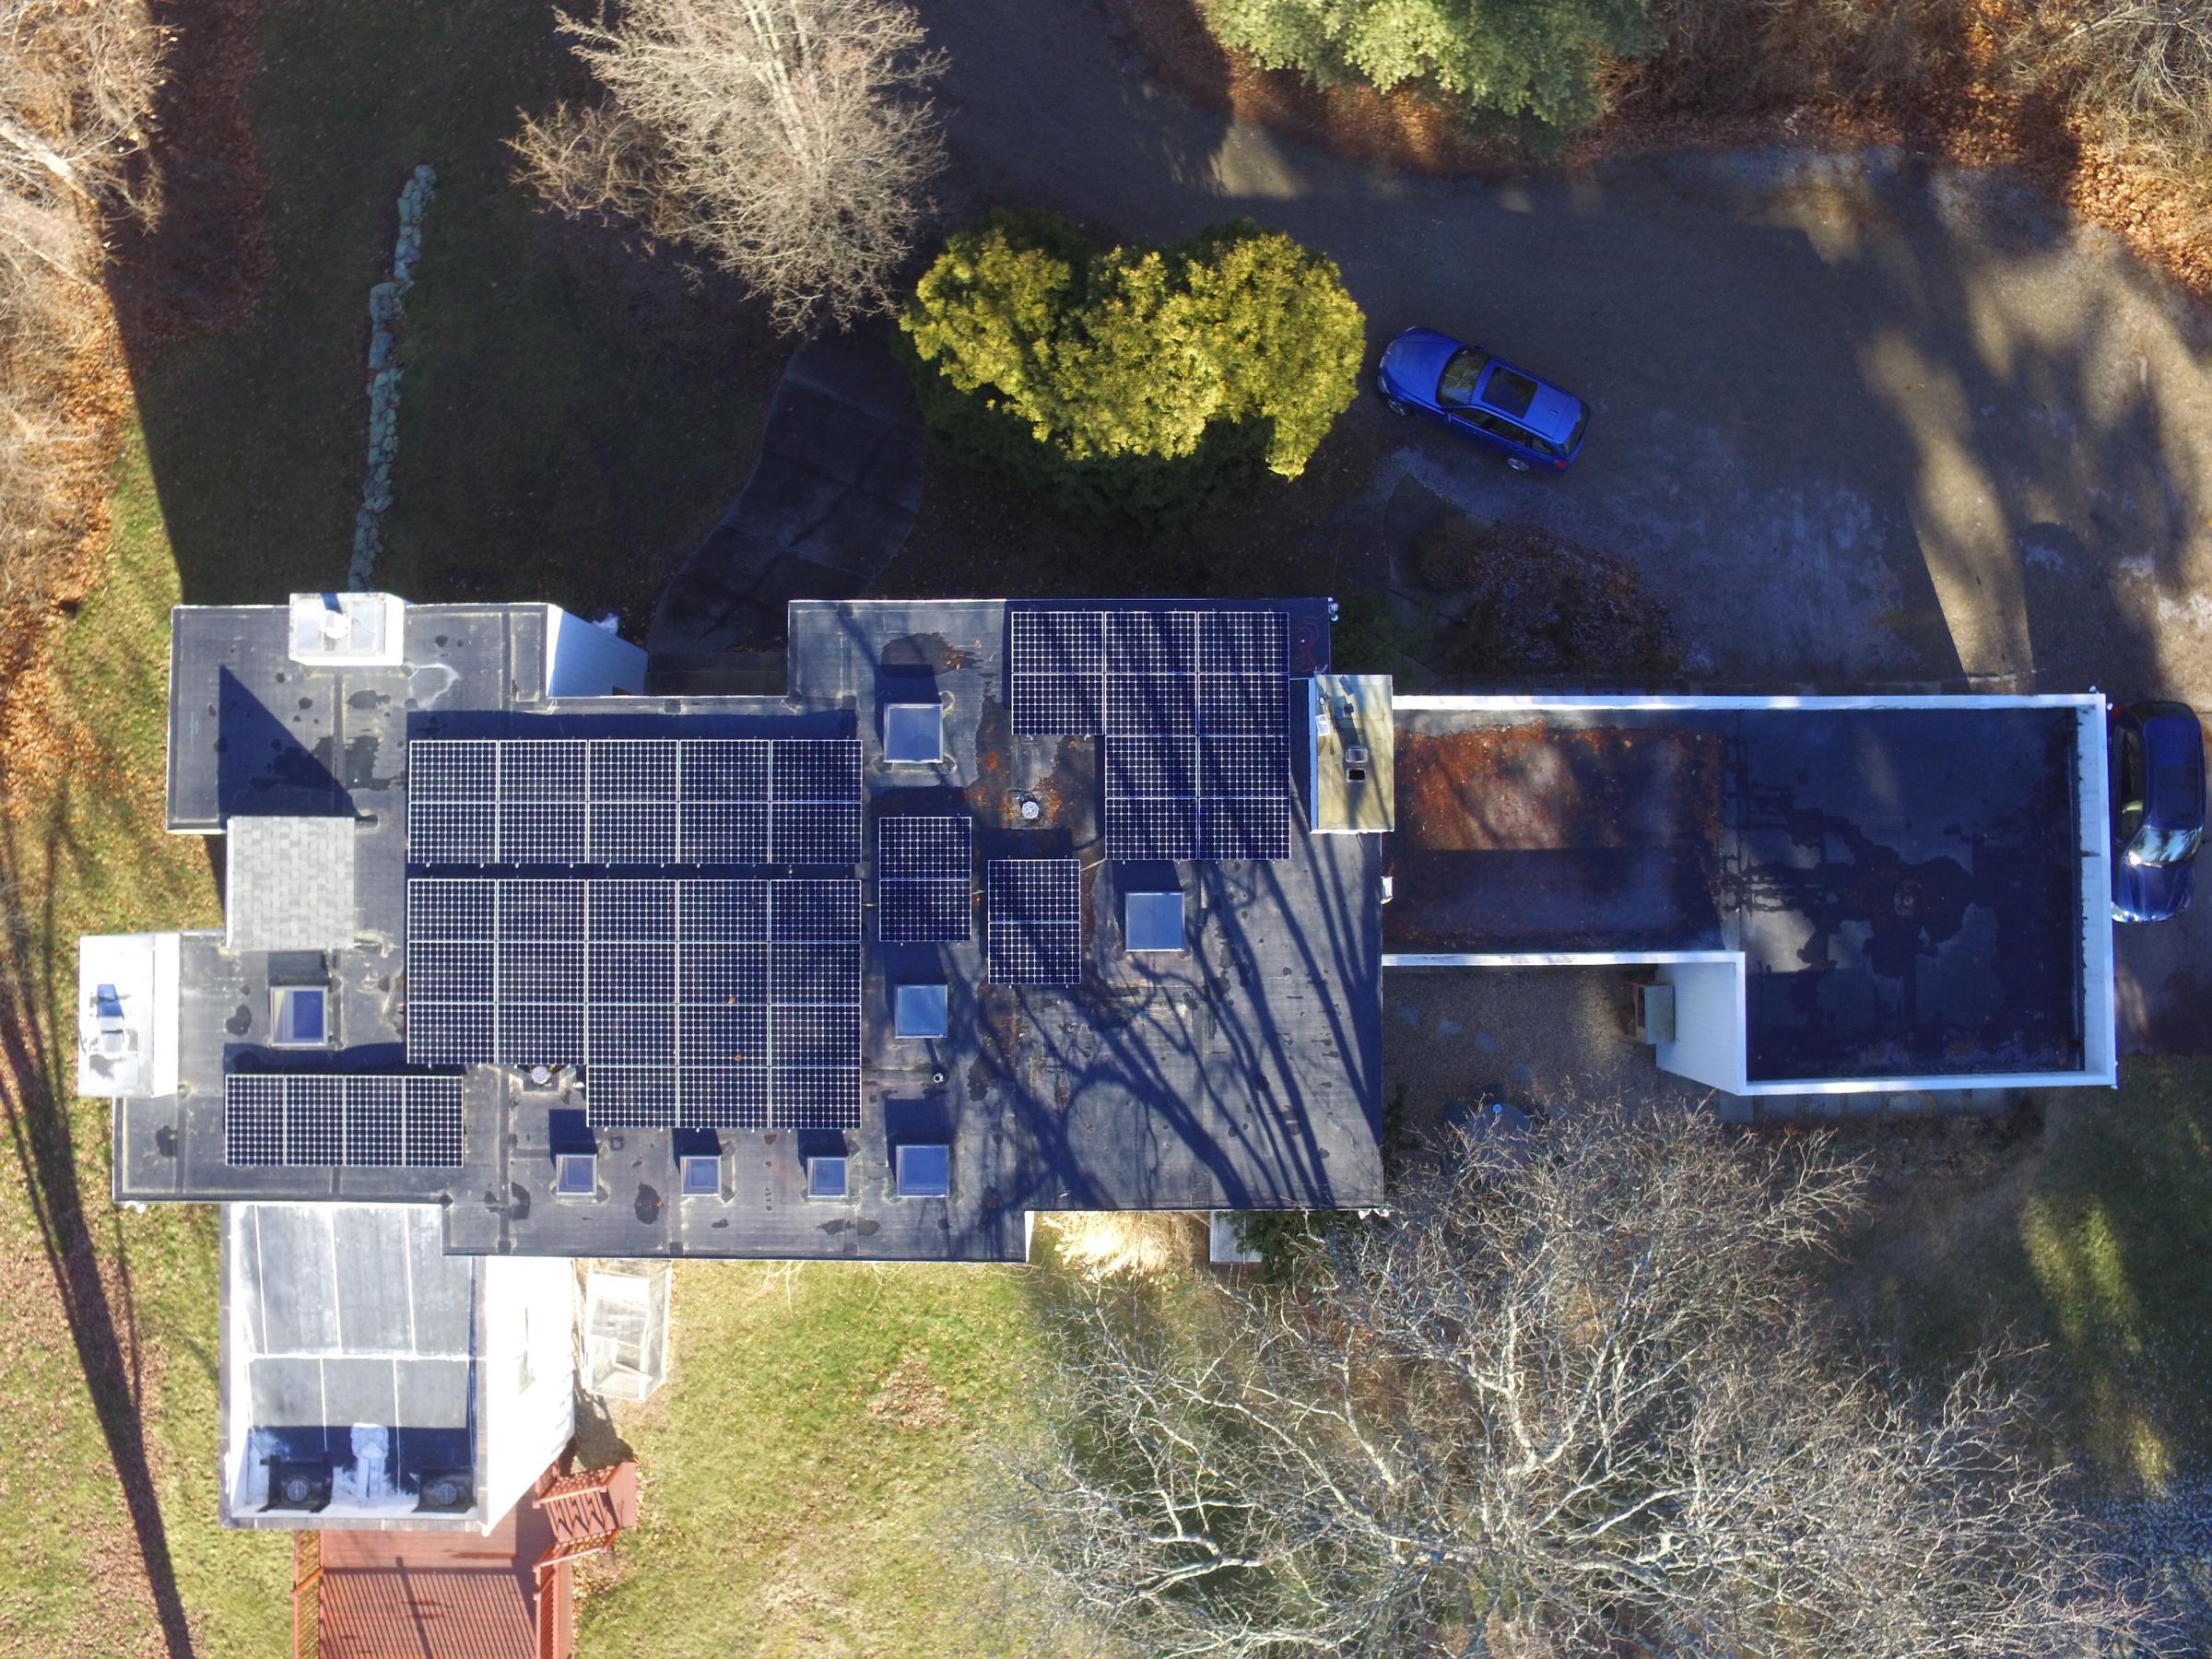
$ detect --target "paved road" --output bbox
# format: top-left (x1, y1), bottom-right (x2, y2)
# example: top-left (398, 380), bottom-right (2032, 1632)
top-left (918, 0), bottom-right (2212, 1051)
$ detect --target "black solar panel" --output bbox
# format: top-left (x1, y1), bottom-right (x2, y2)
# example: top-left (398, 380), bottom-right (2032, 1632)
top-left (223, 1075), bottom-right (463, 1168)
top-left (877, 817), bottom-right (972, 944)
top-left (405, 737), bottom-right (860, 867)
top-left (1008, 605), bottom-right (1294, 860)
top-left (987, 858), bottom-right (1085, 985)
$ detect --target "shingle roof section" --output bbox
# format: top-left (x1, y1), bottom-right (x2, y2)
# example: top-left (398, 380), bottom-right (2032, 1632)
top-left (225, 816), bottom-right (357, 951)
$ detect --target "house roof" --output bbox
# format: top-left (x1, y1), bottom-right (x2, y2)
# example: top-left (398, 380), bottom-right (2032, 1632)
top-left (224, 816), bottom-right (358, 951)
top-left (124, 597), bottom-right (1386, 1262)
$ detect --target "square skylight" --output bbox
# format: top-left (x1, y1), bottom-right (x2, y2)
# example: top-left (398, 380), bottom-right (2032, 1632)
top-left (895, 1143), bottom-right (950, 1199)
top-left (806, 1156), bottom-right (849, 1200)
top-left (883, 701), bottom-right (943, 765)
top-left (894, 982), bottom-right (948, 1040)
top-left (555, 1151), bottom-right (596, 1198)
top-left (1124, 889), bottom-right (1185, 954)
top-left (679, 1154), bottom-right (721, 1198)
top-left (269, 985), bottom-right (328, 1047)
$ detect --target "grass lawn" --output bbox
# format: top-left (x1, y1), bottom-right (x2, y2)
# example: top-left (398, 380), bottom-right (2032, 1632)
top-left (579, 1261), bottom-right (1063, 1657)
top-left (1834, 1061), bottom-right (2212, 1495)
top-left (0, 433), bottom-right (292, 1654)
top-left (130, 0), bottom-right (782, 629)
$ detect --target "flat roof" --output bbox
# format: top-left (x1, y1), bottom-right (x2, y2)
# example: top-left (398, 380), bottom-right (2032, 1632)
top-left (126, 597), bottom-right (1385, 1260)
top-left (1386, 701), bottom-right (2093, 1084)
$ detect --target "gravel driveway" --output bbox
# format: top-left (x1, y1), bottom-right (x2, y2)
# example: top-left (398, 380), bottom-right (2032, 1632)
top-left (916, 0), bottom-right (2212, 1051)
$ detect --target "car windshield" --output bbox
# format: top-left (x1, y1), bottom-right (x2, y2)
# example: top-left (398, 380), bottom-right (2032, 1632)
top-left (2132, 821), bottom-right (2204, 866)
top-left (1437, 350), bottom-right (1487, 407)
top-left (1482, 368), bottom-right (1539, 419)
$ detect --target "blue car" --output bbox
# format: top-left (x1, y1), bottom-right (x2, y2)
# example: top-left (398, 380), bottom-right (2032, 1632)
top-left (2111, 700), bottom-right (2205, 923)
top-left (1376, 326), bottom-right (1588, 472)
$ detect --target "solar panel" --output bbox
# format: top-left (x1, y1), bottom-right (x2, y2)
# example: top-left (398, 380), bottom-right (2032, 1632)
top-left (345, 1077), bottom-right (405, 1166)
top-left (987, 858), bottom-right (1084, 985)
top-left (772, 1068), bottom-right (861, 1130)
top-left (405, 736), bottom-right (858, 868)
top-left (1105, 796), bottom-right (1199, 860)
top-left (1200, 794), bottom-right (1292, 861)
top-left (408, 740), bottom-right (498, 801)
top-left (877, 817), bottom-right (972, 944)
top-left (678, 739), bottom-right (771, 801)
top-left (771, 802), bottom-right (864, 865)
top-left (680, 1067), bottom-right (768, 1130)
top-left (588, 1065), bottom-right (677, 1128)
top-left (1200, 735), bottom-right (1290, 796)
top-left (222, 1075), bottom-right (463, 1168)
top-left (225, 1076), bottom-right (284, 1166)
top-left (771, 739), bottom-right (863, 802)
top-left (408, 801), bottom-right (496, 865)
top-left (405, 875), bottom-right (862, 1131)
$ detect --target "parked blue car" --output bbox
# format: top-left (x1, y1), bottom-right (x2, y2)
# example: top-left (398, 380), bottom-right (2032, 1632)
top-left (1376, 326), bottom-right (1589, 472)
top-left (2111, 700), bottom-right (2205, 923)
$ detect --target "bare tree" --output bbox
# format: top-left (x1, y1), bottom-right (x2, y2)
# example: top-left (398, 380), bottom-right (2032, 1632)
top-left (512, 0), bottom-right (945, 333)
top-left (997, 1100), bottom-right (2148, 1658)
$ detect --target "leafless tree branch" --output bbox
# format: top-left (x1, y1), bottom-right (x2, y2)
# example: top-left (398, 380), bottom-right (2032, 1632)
top-left (511, 0), bottom-right (946, 334)
top-left (994, 1100), bottom-right (2152, 1658)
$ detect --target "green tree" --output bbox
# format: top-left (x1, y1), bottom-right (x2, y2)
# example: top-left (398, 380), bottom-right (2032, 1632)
top-left (899, 211), bottom-right (1365, 526)
top-left (1200, 0), bottom-right (1655, 135)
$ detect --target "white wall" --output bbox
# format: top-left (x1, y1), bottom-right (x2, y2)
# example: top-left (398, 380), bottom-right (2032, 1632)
top-left (477, 1254), bottom-right (577, 1534)
top-left (543, 605), bottom-right (646, 698)
top-left (1653, 959), bottom-right (1747, 1093)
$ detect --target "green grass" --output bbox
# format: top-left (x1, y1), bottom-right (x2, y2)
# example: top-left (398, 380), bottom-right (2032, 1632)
top-left (1834, 1062), bottom-right (2212, 1495)
top-left (134, 0), bottom-right (781, 629)
top-left (579, 1261), bottom-right (1055, 1657)
top-left (0, 431), bottom-right (291, 1653)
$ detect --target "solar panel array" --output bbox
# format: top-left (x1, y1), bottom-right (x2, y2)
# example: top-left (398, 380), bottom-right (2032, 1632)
top-left (1104, 735), bottom-right (1292, 861)
top-left (406, 877), bottom-right (861, 1130)
top-left (224, 1075), bottom-right (463, 1168)
top-left (986, 859), bottom-right (1084, 986)
top-left (1008, 606), bottom-right (1293, 861)
top-left (877, 816), bottom-right (973, 944)
top-left (407, 738), bottom-right (863, 867)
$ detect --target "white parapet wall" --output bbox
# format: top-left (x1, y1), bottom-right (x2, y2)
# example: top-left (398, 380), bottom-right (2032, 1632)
top-left (544, 604), bottom-right (647, 698)
top-left (1383, 693), bottom-right (2119, 1098)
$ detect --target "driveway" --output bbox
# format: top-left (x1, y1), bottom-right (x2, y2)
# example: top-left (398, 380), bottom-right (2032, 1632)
top-left (917, 0), bottom-right (2212, 1051)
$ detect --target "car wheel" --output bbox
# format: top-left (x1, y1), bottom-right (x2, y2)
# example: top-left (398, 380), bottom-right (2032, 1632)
top-left (1506, 456), bottom-right (1532, 473)
top-left (1385, 397), bottom-right (1408, 417)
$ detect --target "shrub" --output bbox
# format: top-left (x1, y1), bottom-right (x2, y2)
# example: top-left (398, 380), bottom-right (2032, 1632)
top-left (1199, 0), bottom-right (1656, 135)
top-left (2013, 0), bottom-right (2212, 171)
top-left (898, 211), bottom-right (1365, 527)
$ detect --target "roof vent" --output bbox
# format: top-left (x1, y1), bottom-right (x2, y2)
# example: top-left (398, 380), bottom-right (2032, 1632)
top-left (413, 1468), bottom-right (475, 1514)
top-left (264, 1457), bottom-right (333, 1513)
top-left (287, 593), bottom-right (405, 666)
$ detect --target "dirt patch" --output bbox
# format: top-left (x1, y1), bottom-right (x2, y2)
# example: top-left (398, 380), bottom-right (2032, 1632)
top-left (1102, 0), bottom-right (2212, 304)
top-left (1394, 721), bottom-right (1726, 853)
top-left (1033, 1210), bottom-right (1205, 1281)
top-left (1411, 514), bottom-right (1677, 680)
top-left (865, 1354), bottom-right (960, 1433)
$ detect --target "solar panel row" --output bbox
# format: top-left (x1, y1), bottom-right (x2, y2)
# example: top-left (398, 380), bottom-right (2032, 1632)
top-left (1101, 735), bottom-right (1292, 860)
top-left (405, 877), bottom-right (862, 1130)
top-left (876, 817), bottom-right (972, 944)
top-left (223, 1075), bottom-right (464, 1168)
top-left (985, 859), bottom-right (1084, 986)
top-left (1009, 606), bottom-right (1289, 740)
top-left (406, 738), bottom-right (862, 866)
